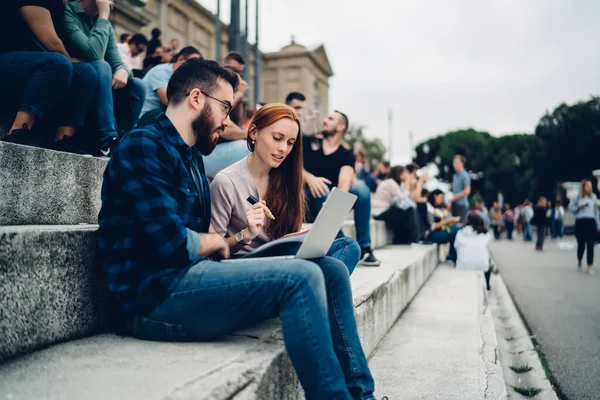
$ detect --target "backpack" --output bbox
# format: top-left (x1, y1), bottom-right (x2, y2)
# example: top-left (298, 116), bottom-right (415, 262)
top-left (518, 211), bottom-right (527, 225)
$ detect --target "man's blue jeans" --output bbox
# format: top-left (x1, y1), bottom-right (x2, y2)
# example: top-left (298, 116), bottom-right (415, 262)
top-left (129, 256), bottom-right (375, 400)
top-left (0, 51), bottom-right (96, 129)
top-left (88, 60), bottom-right (119, 147)
top-left (305, 183), bottom-right (372, 249)
top-left (113, 75), bottom-right (146, 134)
top-left (523, 223), bottom-right (533, 241)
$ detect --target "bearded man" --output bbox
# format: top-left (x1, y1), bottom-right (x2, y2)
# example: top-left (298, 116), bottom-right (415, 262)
top-left (96, 58), bottom-right (376, 399)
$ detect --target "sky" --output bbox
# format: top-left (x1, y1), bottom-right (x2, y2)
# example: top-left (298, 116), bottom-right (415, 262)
top-left (200, 0), bottom-right (600, 164)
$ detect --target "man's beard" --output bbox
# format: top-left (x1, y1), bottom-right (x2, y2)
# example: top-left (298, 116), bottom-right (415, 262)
top-left (321, 128), bottom-right (336, 138)
top-left (191, 103), bottom-right (223, 155)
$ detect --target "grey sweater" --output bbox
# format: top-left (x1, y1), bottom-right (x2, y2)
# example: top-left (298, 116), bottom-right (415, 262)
top-left (569, 194), bottom-right (600, 227)
top-left (210, 157), bottom-right (271, 254)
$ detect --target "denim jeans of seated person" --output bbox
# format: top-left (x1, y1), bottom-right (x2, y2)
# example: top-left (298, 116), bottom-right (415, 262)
top-left (129, 256), bottom-right (376, 400)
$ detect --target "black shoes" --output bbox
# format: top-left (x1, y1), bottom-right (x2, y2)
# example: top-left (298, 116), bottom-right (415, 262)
top-left (96, 136), bottom-right (119, 157)
top-left (53, 136), bottom-right (91, 155)
top-left (359, 247), bottom-right (381, 267)
top-left (1, 125), bottom-right (46, 148)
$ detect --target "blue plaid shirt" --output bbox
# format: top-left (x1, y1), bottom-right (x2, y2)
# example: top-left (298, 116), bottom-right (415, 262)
top-left (97, 114), bottom-right (211, 323)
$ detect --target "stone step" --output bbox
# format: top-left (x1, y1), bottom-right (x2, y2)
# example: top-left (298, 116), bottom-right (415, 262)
top-left (0, 220), bottom-right (392, 363)
top-left (0, 142), bottom-right (107, 226)
top-left (0, 245), bottom-right (443, 399)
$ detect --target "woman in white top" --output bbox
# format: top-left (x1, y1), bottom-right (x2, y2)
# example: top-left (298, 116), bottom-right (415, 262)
top-left (210, 103), bottom-right (361, 274)
top-left (454, 211), bottom-right (494, 290)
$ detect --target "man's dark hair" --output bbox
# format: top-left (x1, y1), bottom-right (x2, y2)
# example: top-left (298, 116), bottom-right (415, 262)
top-left (224, 51), bottom-right (245, 65)
top-left (129, 33), bottom-right (148, 46)
top-left (405, 162), bottom-right (420, 173)
top-left (285, 92), bottom-right (306, 105)
top-left (454, 154), bottom-right (466, 165)
top-left (334, 110), bottom-right (349, 132)
top-left (120, 33), bottom-right (131, 43)
top-left (167, 58), bottom-right (238, 106)
top-left (174, 46), bottom-right (203, 62)
top-left (381, 161), bottom-right (391, 168)
top-left (151, 28), bottom-right (161, 39)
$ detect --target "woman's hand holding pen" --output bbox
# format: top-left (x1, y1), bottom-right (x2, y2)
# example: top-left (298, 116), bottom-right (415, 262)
top-left (245, 201), bottom-right (273, 239)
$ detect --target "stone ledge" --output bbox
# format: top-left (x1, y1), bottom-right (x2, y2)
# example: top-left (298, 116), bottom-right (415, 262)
top-left (0, 225), bottom-right (110, 362)
top-left (0, 245), bottom-right (441, 399)
top-left (0, 219), bottom-right (393, 362)
top-left (0, 142), bottom-right (108, 225)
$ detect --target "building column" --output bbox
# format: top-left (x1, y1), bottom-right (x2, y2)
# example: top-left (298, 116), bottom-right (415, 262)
top-left (158, 0), bottom-right (168, 34)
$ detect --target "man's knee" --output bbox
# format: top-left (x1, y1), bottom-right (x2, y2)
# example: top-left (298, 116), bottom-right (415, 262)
top-left (350, 182), bottom-right (371, 200)
top-left (318, 256), bottom-right (351, 280)
top-left (45, 53), bottom-right (73, 87)
top-left (287, 260), bottom-right (326, 293)
top-left (89, 60), bottom-right (112, 76)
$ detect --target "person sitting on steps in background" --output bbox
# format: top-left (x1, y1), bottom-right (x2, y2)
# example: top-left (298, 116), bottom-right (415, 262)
top-left (210, 103), bottom-right (361, 274)
top-left (302, 110), bottom-right (381, 266)
top-left (454, 211), bottom-right (494, 291)
top-left (97, 58), bottom-right (376, 400)
top-left (137, 46), bottom-right (202, 127)
top-left (64, 0), bottom-right (147, 156)
top-left (425, 189), bottom-right (461, 263)
top-left (0, 0), bottom-right (99, 155)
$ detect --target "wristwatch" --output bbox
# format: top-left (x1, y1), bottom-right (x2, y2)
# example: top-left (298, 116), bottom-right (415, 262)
top-left (236, 230), bottom-right (252, 245)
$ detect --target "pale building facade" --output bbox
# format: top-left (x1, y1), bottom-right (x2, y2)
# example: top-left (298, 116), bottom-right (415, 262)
top-left (111, 0), bottom-right (333, 118)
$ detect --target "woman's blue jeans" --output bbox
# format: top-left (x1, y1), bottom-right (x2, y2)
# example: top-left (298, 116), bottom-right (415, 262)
top-left (129, 256), bottom-right (375, 400)
top-left (428, 225), bottom-right (461, 262)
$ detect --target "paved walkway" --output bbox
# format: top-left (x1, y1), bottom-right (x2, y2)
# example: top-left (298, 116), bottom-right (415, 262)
top-left (491, 240), bottom-right (600, 400)
top-left (369, 263), bottom-right (506, 400)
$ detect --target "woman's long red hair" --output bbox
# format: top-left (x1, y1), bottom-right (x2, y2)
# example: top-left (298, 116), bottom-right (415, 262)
top-left (247, 104), bottom-right (304, 239)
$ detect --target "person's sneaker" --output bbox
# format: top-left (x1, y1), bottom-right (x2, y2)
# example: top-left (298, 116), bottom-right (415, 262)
top-left (96, 136), bottom-right (119, 157)
top-left (53, 136), bottom-right (91, 155)
top-left (587, 268), bottom-right (595, 275)
top-left (359, 248), bottom-right (381, 267)
top-left (1, 125), bottom-right (46, 148)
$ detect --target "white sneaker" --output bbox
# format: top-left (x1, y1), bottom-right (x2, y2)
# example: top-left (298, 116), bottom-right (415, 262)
top-left (587, 268), bottom-right (595, 275)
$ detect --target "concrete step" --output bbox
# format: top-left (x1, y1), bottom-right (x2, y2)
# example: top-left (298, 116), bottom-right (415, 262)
top-left (0, 142), bottom-right (108, 226)
top-left (369, 264), bottom-right (507, 399)
top-left (0, 219), bottom-right (393, 363)
top-left (0, 245), bottom-right (442, 399)
top-left (0, 225), bottom-right (110, 362)
top-left (342, 219), bottom-right (391, 249)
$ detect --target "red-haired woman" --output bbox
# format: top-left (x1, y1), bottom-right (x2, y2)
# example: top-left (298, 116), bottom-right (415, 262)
top-left (210, 104), bottom-right (374, 398)
top-left (210, 103), bottom-right (361, 274)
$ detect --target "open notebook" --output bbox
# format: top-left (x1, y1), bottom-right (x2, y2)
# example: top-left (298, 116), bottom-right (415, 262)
top-left (222, 188), bottom-right (357, 262)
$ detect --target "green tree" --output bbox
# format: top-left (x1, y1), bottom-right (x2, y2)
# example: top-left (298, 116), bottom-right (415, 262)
top-left (344, 125), bottom-right (387, 163)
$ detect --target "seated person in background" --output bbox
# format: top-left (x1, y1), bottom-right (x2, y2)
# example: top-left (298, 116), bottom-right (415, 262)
top-left (137, 46), bottom-right (202, 127)
top-left (425, 189), bottom-right (461, 263)
top-left (210, 104), bottom-right (361, 274)
top-left (0, 0), bottom-right (98, 154)
top-left (223, 51), bottom-right (245, 75)
top-left (454, 212), bottom-right (493, 291)
top-left (64, 0), bottom-right (146, 153)
top-left (303, 110), bottom-right (381, 266)
top-left (202, 65), bottom-right (251, 179)
top-left (119, 32), bottom-right (131, 44)
top-left (142, 46), bottom-right (165, 70)
top-left (117, 33), bottom-right (147, 72)
top-left (97, 58), bottom-right (375, 399)
top-left (145, 27), bottom-right (162, 59)
top-left (372, 166), bottom-right (423, 244)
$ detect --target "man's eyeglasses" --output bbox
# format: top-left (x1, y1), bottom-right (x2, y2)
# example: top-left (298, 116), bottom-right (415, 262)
top-left (185, 89), bottom-right (232, 118)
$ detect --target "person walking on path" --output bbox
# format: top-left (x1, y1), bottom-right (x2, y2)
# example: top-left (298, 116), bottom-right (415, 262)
top-left (570, 179), bottom-right (600, 274)
top-left (551, 201), bottom-right (565, 238)
top-left (448, 155), bottom-right (471, 223)
top-left (521, 201), bottom-right (534, 242)
top-left (490, 201), bottom-right (503, 240)
top-left (503, 204), bottom-right (515, 240)
top-left (454, 212), bottom-right (493, 290)
top-left (532, 197), bottom-right (550, 251)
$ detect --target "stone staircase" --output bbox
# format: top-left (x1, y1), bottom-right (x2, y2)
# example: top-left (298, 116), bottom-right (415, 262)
top-left (0, 141), bottom-right (445, 399)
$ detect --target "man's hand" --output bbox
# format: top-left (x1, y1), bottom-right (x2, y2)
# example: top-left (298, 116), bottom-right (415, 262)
top-left (70, 57), bottom-right (81, 63)
top-left (112, 68), bottom-right (128, 89)
top-left (238, 78), bottom-right (249, 95)
top-left (306, 174), bottom-right (331, 198)
top-left (212, 234), bottom-right (230, 261)
top-left (97, 0), bottom-right (114, 20)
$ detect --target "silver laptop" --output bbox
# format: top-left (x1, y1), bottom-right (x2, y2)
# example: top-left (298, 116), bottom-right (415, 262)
top-left (222, 187), bottom-right (357, 262)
